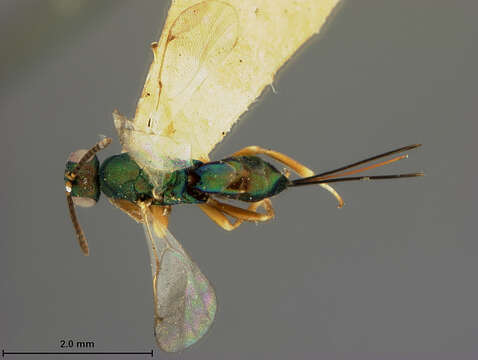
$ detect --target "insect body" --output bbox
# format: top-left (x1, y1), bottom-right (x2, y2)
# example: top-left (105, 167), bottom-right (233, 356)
top-left (88, 153), bottom-right (290, 206)
top-left (68, 142), bottom-right (423, 212)
top-left (72, 148), bottom-right (423, 210)
top-left (64, 0), bottom-right (423, 353)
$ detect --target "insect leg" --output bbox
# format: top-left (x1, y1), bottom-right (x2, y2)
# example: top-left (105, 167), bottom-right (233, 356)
top-left (230, 146), bottom-right (314, 177)
top-left (198, 203), bottom-right (240, 231)
top-left (198, 199), bottom-right (274, 231)
top-left (149, 205), bottom-right (171, 229)
top-left (208, 198), bottom-right (274, 221)
top-left (230, 146), bottom-right (344, 207)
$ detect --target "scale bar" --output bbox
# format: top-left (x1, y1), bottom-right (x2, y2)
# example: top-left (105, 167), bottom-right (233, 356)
top-left (2, 350), bottom-right (153, 357)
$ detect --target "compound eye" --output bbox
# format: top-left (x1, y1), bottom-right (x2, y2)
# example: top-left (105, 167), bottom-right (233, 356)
top-left (67, 149), bottom-right (89, 162)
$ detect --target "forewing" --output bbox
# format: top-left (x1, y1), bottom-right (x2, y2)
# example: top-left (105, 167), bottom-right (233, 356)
top-left (141, 206), bottom-right (216, 352)
top-left (126, 0), bottom-right (340, 163)
top-left (115, 0), bottom-right (238, 169)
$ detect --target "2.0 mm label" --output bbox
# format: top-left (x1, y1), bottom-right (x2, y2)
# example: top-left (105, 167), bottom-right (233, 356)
top-left (59, 339), bottom-right (95, 349)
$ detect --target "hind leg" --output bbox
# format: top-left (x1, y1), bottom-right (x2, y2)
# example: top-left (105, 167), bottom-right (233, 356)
top-left (230, 146), bottom-right (343, 207)
top-left (231, 146), bottom-right (314, 177)
top-left (198, 199), bottom-right (274, 231)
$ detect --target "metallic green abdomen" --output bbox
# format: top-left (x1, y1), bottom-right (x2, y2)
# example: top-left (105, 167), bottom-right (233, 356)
top-left (192, 156), bottom-right (290, 202)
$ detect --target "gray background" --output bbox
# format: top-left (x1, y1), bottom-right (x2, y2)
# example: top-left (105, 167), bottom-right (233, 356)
top-left (1, 1), bottom-right (477, 359)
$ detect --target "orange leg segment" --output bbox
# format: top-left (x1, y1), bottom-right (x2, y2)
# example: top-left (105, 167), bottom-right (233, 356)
top-left (231, 146), bottom-right (314, 177)
top-left (199, 198), bottom-right (274, 231)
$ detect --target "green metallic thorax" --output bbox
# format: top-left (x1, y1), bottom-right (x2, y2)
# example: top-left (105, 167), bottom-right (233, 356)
top-left (97, 153), bottom-right (291, 206)
top-left (99, 153), bottom-right (201, 205)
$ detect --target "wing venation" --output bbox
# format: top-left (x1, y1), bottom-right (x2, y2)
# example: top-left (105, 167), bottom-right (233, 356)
top-left (119, 0), bottom-right (340, 165)
top-left (141, 205), bottom-right (216, 352)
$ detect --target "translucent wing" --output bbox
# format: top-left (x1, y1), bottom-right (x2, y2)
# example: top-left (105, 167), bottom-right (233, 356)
top-left (115, 0), bottom-right (238, 174)
top-left (116, 0), bottom-right (341, 167)
top-left (141, 205), bottom-right (216, 352)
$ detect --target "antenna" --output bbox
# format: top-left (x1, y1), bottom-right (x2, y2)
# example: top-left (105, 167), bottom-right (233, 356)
top-left (65, 138), bottom-right (112, 255)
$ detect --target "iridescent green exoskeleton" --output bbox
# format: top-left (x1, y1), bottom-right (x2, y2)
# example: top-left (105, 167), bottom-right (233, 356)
top-left (63, 0), bottom-right (424, 353)
top-left (64, 139), bottom-right (422, 351)
top-left (67, 143), bottom-right (423, 212)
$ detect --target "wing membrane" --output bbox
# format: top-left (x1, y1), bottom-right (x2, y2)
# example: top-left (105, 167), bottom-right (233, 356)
top-left (115, 0), bottom-right (238, 169)
top-left (117, 0), bottom-right (340, 166)
top-left (158, 1), bottom-right (239, 103)
top-left (141, 206), bottom-right (216, 352)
